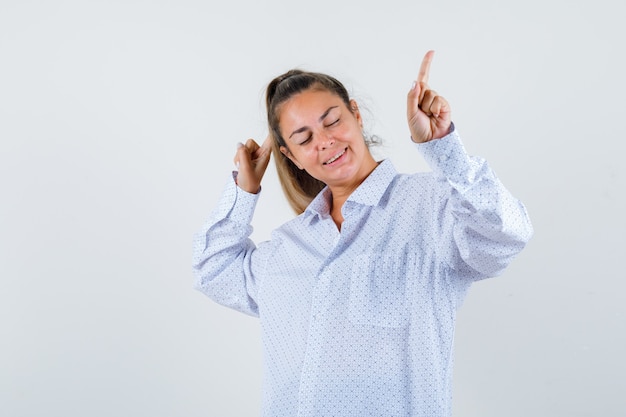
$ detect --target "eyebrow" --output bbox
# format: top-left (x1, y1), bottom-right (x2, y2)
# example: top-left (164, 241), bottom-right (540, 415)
top-left (288, 106), bottom-right (339, 139)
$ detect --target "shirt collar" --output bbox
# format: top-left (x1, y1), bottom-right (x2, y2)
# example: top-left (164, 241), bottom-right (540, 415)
top-left (304, 159), bottom-right (397, 217)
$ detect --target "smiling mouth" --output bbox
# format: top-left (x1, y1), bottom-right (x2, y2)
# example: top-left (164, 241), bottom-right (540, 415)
top-left (323, 148), bottom-right (347, 165)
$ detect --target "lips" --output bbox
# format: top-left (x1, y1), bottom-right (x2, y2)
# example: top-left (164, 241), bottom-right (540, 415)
top-left (323, 148), bottom-right (347, 165)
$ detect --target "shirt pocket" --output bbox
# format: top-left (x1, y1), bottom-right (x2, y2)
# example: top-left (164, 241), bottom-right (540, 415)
top-left (348, 253), bottom-right (411, 328)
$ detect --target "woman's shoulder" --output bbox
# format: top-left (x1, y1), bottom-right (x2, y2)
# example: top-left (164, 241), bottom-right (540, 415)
top-left (271, 210), bottom-right (313, 238)
top-left (378, 168), bottom-right (451, 216)
top-left (390, 168), bottom-right (442, 193)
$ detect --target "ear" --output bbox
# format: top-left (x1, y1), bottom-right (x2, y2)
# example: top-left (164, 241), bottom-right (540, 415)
top-left (280, 146), bottom-right (303, 170)
top-left (349, 99), bottom-right (363, 128)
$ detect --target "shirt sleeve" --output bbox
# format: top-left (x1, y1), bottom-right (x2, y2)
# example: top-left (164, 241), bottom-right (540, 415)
top-left (191, 173), bottom-right (263, 317)
top-left (416, 125), bottom-right (534, 280)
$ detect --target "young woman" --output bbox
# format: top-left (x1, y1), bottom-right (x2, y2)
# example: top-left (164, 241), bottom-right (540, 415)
top-left (193, 51), bottom-right (533, 417)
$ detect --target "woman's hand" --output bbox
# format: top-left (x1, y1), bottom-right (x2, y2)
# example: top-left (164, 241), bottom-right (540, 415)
top-left (234, 136), bottom-right (272, 194)
top-left (407, 50), bottom-right (452, 143)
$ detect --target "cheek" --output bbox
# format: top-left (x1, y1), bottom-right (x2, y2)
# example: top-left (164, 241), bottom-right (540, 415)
top-left (286, 146), bottom-right (308, 163)
top-left (338, 123), bottom-right (361, 139)
top-left (298, 148), bottom-right (318, 164)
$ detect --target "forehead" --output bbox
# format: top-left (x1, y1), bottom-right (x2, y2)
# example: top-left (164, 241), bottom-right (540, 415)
top-left (279, 89), bottom-right (345, 123)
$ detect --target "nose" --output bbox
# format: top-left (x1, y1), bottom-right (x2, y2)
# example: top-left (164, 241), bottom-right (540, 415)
top-left (317, 131), bottom-right (334, 150)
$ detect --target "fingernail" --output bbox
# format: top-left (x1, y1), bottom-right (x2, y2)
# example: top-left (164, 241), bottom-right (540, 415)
top-left (410, 81), bottom-right (416, 90)
top-left (236, 142), bottom-right (244, 148)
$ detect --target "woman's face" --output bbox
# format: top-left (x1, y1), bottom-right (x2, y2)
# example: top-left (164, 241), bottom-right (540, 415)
top-left (278, 88), bottom-right (377, 191)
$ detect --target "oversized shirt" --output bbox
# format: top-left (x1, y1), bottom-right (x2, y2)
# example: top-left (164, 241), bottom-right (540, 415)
top-left (192, 128), bottom-right (533, 417)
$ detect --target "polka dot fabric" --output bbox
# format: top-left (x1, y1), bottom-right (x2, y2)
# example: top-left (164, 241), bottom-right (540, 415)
top-left (192, 127), bottom-right (533, 417)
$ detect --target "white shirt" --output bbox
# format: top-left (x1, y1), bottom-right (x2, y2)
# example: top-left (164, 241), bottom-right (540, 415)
top-left (192, 128), bottom-right (533, 417)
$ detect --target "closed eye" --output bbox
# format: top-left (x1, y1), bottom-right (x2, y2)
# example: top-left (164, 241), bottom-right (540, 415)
top-left (325, 118), bottom-right (340, 128)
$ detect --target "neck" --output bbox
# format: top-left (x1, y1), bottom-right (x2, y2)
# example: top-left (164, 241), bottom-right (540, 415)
top-left (329, 191), bottom-right (348, 230)
top-left (328, 159), bottom-right (379, 230)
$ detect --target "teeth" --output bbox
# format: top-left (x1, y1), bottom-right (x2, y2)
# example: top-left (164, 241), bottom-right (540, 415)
top-left (325, 149), bottom-right (346, 165)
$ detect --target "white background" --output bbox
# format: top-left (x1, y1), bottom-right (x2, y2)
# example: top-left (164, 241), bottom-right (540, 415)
top-left (1, 0), bottom-right (624, 416)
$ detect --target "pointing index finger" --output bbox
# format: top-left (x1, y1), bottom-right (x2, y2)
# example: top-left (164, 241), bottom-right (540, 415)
top-left (417, 50), bottom-right (435, 84)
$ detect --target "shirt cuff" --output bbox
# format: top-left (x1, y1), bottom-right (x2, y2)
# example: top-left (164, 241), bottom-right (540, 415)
top-left (414, 124), bottom-right (476, 185)
top-left (212, 172), bottom-right (261, 226)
